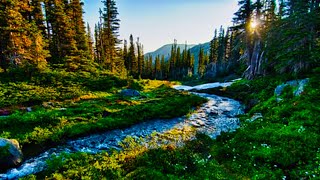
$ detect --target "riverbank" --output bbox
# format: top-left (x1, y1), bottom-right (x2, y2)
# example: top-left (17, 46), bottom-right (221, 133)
top-left (2, 70), bottom-right (319, 179)
top-left (1, 80), bottom-right (243, 179)
top-left (0, 73), bottom-right (206, 172)
top-left (28, 72), bottom-right (320, 179)
top-left (179, 72), bottom-right (320, 179)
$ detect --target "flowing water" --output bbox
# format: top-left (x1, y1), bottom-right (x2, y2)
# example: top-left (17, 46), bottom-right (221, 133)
top-left (0, 81), bottom-right (243, 179)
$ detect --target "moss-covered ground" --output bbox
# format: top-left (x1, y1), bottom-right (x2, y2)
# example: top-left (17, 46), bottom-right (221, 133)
top-left (20, 68), bottom-right (320, 179)
top-left (0, 70), bottom-right (206, 172)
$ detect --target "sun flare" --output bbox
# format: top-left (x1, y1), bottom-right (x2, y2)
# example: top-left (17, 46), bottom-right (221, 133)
top-left (251, 20), bottom-right (258, 29)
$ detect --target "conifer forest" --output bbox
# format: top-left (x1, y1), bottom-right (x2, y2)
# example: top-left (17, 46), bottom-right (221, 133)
top-left (0, 0), bottom-right (319, 179)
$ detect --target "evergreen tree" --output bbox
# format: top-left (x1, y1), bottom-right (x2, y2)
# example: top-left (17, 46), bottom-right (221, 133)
top-left (123, 39), bottom-right (129, 71)
top-left (160, 55), bottom-right (166, 79)
top-left (94, 9), bottom-right (105, 64)
top-left (176, 46), bottom-right (181, 78)
top-left (233, 0), bottom-right (270, 79)
top-left (147, 55), bottom-right (153, 78)
top-left (198, 46), bottom-right (205, 77)
top-left (0, 0), bottom-right (49, 74)
top-left (217, 26), bottom-right (226, 67)
top-left (155, 55), bottom-right (161, 79)
top-left (0, 1), bottom-right (9, 71)
top-left (224, 28), bottom-right (231, 62)
top-left (181, 43), bottom-right (189, 77)
top-left (264, 0), bottom-right (277, 25)
top-left (210, 29), bottom-right (219, 64)
top-left (128, 34), bottom-right (137, 77)
top-left (187, 49), bottom-right (194, 76)
top-left (45, 0), bottom-right (78, 63)
top-left (30, 0), bottom-right (46, 36)
top-left (102, 0), bottom-right (121, 71)
top-left (68, 0), bottom-right (89, 57)
top-left (169, 39), bottom-right (177, 79)
top-left (86, 23), bottom-right (95, 60)
top-left (190, 53), bottom-right (195, 75)
top-left (266, 0), bottom-right (320, 74)
top-left (136, 38), bottom-right (143, 77)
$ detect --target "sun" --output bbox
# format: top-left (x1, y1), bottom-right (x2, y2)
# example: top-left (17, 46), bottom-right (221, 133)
top-left (251, 20), bottom-right (258, 29)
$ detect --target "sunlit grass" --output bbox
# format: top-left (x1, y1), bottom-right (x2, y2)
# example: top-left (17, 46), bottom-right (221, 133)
top-left (0, 79), bottom-right (206, 161)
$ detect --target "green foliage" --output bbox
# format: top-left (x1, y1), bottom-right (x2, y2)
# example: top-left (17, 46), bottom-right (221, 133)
top-left (33, 133), bottom-right (231, 180)
top-left (127, 78), bottom-right (144, 91)
top-left (0, 70), bottom-right (128, 108)
top-left (176, 74), bottom-right (320, 179)
top-left (16, 74), bottom-right (320, 179)
top-left (0, 77), bottom-right (205, 160)
top-left (208, 75), bottom-right (320, 179)
top-left (113, 88), bottom-right (206, 122)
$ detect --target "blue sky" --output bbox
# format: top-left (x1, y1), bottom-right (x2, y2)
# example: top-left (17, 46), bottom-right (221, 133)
top-left (83, 0), bottom-right (238, 53)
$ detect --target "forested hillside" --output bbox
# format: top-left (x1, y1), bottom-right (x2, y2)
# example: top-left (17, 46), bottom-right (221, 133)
top-left (144, 44), bottom-right (196, 62)
top-left (144, 0), bottom-right (320, 81)
top-left (1, 0), bottom-right (318, 81)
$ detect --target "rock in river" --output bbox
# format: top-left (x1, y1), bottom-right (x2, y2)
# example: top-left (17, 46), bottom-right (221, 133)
top-left (0, 138), bottom-right (23, 169)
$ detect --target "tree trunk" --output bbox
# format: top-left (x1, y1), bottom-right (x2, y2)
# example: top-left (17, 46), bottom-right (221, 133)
top-left (251, 38), bottom-right (262, 76)
top-left (257, 50), bottom-right (265, 75)
top-left (244, 31), bottom-right (262, 79)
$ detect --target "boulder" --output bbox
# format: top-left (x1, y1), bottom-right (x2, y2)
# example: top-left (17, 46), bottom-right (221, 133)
top-left (120, 89), bottom-right (141, 97)
top-left (274, 78), bottom-right (309, 97)
top-left (0, 138), bottom-right (23, 169)
top-left (26, 107), bottom-right (32, 112)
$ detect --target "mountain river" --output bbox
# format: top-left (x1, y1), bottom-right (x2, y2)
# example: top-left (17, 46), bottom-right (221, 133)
top-left (0, 80), bottom-right (243, 179)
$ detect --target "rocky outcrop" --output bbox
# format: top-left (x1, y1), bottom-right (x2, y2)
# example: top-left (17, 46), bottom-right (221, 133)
top-left (275, 78), bottom-right (309, 97)
top-left (0, 138), bottom-right (23, 169)
top-left (120, 89), bottom-right (141, 97)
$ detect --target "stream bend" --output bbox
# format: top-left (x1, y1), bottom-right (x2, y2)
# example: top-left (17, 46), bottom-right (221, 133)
top-left (0, 81), bottom-right (243, 179)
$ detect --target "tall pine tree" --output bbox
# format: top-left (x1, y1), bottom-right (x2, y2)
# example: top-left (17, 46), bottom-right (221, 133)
top-left (101, 0), bottom-right (121, 71)
top-left (0, 0), bottom-right (49, 74)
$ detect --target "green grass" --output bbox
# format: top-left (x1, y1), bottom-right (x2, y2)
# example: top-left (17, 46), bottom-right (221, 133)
top-left (0, 70), bottom-right (128, 108)
top-left (190, 70), bottom-right (320, 179)
top-left (23, 133), bottom-right (233, 180)
top-left (0, 72), bottom-right (206, 165)
top-left (25, 69), bottom-right (320, 179)
top-left (7, 67), bottom-right (320, 179)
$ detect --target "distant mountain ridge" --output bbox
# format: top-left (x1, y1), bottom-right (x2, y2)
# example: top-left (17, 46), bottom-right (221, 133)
top-left (145, 44), bottom-right (196, 61)
top-left (145, 42), bottom-right (210, 73)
